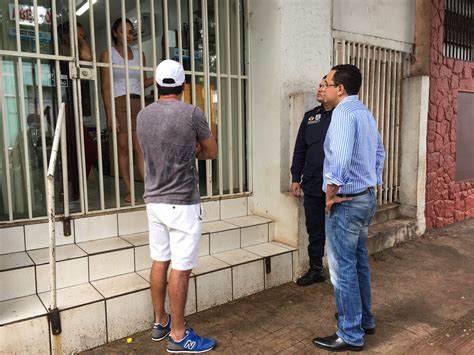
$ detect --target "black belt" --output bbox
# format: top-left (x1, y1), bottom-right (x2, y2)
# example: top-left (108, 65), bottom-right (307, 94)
top-left (336, 188), bottom-right (370, 198)
top-left (116, 94), bottom-right (141, 99)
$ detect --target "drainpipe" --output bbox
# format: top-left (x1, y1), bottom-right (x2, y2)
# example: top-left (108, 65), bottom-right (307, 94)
top-left (47, 102), bottom-right (66, 336)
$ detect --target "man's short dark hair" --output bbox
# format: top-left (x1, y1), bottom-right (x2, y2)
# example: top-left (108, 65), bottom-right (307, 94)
top-left (157, 84), bottom-right (185, 97)
top-left (331, 64), bottom-right (362, 96)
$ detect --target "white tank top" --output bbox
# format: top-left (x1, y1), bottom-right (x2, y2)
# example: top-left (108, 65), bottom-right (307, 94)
top-left (111, 46), bottom-right (142, 97)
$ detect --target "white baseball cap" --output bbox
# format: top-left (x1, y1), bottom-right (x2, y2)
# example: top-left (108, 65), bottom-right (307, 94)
top-left (155, 60), bottom-right (185, 87)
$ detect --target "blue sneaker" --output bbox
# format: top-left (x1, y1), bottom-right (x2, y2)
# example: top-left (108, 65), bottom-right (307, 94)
top-left (152, 315), bottom-right (171, 341)
top-left (167, 328), bottom-right (216, 353)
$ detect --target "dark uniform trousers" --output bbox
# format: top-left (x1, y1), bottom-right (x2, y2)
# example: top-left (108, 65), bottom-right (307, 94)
top-left (301, 177), bottom-right (326, 262)
top-left (291, 105), bottom-right (332, 265)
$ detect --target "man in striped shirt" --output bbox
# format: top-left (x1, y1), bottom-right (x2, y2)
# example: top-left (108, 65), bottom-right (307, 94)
top-left (313, 64), bottom-right (385, 352)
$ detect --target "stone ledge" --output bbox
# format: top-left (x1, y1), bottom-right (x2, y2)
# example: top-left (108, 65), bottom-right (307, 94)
top-left (368, 217), bottom-right (418, 254)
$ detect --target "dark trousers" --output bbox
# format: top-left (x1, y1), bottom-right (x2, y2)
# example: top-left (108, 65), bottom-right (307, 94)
top-left (302, 180), bottom-right (326, 262)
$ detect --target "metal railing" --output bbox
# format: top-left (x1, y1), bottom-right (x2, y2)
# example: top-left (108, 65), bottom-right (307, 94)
top-left (0, 0), bottom-right (250, 223)
top-left (46, 101), bottom-right (66, 337)
top-left (333, 39), bottom-right (410, 205)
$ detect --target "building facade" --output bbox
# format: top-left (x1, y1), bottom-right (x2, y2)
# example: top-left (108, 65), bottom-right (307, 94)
top-left (1, 0), bottom-right (472, 353)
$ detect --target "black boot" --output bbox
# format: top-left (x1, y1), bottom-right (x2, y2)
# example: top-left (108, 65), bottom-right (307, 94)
top-left (296, 261), bottom-right (325, 286)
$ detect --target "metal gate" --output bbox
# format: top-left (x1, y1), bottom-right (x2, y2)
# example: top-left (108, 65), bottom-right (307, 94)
top-left (0, 0), bottom-right (249, 223)
top-left (333, 39), bottom-right (410, 205)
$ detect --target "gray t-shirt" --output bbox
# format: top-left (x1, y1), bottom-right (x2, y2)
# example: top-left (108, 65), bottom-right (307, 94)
top-left (137, 100), bottom-right (211, 205)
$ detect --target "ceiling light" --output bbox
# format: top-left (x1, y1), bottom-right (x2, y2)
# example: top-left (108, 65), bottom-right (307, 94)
top-left (76, 0), bottom-right (97, 17)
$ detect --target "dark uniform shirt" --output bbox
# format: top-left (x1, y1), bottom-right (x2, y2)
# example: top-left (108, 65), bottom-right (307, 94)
top-left (291, 105), bottom-right (332, 194)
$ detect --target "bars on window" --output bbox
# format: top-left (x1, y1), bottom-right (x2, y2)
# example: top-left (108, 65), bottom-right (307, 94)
top-left (0, 0), bottom-right (249, 223)
top-left (443, 0), bottom-right (474, 61)
top-left (333, 39), bottom-right (410, 205)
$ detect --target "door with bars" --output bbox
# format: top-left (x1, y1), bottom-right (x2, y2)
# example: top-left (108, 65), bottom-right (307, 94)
top-left (0, 0), bottom-right (249, 223)
top-left (333, 39), bottom-right (410, 205)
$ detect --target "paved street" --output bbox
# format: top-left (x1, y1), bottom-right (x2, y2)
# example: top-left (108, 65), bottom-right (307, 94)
top-left (84, 219), bottom-right (474, 354)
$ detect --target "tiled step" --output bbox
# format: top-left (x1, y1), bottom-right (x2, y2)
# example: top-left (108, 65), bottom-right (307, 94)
top-left (0, 213), bottom-right (276, 299)
top-left (0, 208), bottom-right (299, 354)
top-left (0, 241), bottom-right (297, 354)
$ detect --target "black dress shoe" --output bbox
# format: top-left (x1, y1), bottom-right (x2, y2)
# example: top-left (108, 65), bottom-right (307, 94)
top-left (296, 265), bottom-right (325, 286)
top-left (313, 333), bottom-right (363, 352)
top-left (334, 313), bottom-right (376, 335)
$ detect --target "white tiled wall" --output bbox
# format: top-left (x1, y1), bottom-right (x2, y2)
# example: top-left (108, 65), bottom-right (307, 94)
top-left (196, 269), bottom-right (232, 311)
top-left (54, 301), bottom-right (106, 353)
top-left (0, 226), bottom-right (25, 254)
top-left (135, 245), bottom-right (152, 271)
top-left (269, 222), bottom-right (276, 241)
top-left (74, 214), bottom-right (118, 242)
top-left (240, 224), bottom-right (269, 247)
top-left (201, 200), bottom-right (220, 222)
top-left (89, 249), bottom-right (134, 281)
top-left (164, 277), bottom-right (197, 316)
top-left (209, 229), bottom-right (240, 254)
top-left (0, 267), bottom-right (36, 301)
top-left (92, 273), bottom-right (149, 299)
top-left (220, 197), bottom-right (248, 219)
top-left (185, 277), bottom-right (197, 316)
top-left (232, 261), bottom-right (264, 299)
top-left (264, 253), bottom-right (293, 289)
top-left (38, 283), bottom-right (104, 311)
top-left (0, 316), bottom-right (50, 354)
top-left (25, 221), bottom-right (75, 251)
top-left (0, 295), bottom-right (47, 325)
top-left (36, 257), bottom-right (89, 293)
top-left (118, 210), bottom-right (148, 236)
top-left (199, 233), bottom-right (210, 256)
top-left (106, 289), bottom-right (153, 342)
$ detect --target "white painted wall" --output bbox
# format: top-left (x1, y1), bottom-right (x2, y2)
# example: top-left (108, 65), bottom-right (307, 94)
top-left (333, 0), bottom-right (415, 50)
top-left (399, 76), bottom-right (429, 236)
top-left (248, 0), bottom-right (332, 247)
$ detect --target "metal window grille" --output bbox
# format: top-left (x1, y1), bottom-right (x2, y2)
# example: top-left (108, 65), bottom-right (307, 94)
top-left (0, 0), bottom-right (250, 223)
top-left (443, 0), bottom-right (474, 61)
top-left (333, 39), bottom-right (410, 205)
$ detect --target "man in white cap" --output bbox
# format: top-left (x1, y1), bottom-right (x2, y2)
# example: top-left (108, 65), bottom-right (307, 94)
top-left (137, 59), bottom-right (217, 353)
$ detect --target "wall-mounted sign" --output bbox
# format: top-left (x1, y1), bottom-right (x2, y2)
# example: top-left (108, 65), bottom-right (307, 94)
top-left (173, 48), bottom-right (203, 60)
top-left (8, 28), bottom-right (52, 43)
top-left (9, 4), bottom-right (52, 26)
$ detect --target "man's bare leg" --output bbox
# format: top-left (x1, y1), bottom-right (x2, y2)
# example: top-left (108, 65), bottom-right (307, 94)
top-left (150, 260), bottom-right (170, 325)
top-left (168, 268), bottom-right (192, 340)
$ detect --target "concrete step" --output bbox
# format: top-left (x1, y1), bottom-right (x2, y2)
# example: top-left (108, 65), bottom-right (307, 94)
top-left (368, 217), bottom-right (418, 254)
top-left (371, 203), bottom-right (401, 226)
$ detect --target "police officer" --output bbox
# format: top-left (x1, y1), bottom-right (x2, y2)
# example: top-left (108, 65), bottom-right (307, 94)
top-left (291, 76), bottom-right (334, 286)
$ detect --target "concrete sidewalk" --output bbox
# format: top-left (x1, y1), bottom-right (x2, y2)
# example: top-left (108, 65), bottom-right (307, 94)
top-left (83, 219), bottom-right (474, 354)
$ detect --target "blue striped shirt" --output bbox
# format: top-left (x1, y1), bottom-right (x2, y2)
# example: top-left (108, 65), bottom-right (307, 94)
top-left (323, 95), bottom-right (385, 194)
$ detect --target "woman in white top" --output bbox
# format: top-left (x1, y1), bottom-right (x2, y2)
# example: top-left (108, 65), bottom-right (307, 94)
top-left (100, 18), bottom-right (154, 203)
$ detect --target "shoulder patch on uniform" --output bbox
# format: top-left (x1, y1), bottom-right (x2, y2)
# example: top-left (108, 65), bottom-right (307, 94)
top-left (307, 113), bottom-right (321, 125)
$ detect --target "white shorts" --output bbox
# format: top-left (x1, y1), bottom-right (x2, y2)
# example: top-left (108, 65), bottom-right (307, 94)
top-left (146, 203), bottom-right (202, 270)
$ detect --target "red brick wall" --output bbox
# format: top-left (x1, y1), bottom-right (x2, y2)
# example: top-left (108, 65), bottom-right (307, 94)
top-left (426, 0), bottom-right (474, 230)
